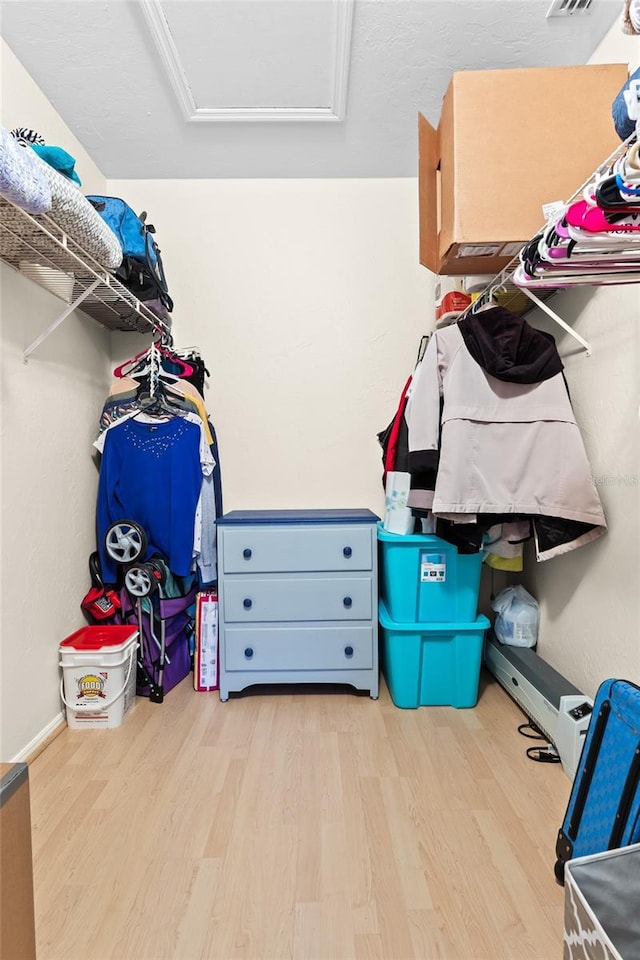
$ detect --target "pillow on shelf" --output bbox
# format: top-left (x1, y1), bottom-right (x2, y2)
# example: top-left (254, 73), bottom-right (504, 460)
top-left (30, 152), bottom-right (123, 271)
top-left (0, 124), bottom-right (52, 215)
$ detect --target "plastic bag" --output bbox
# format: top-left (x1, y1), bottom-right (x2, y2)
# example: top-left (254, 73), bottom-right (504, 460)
top-left (491, 585), bottom-right (539, 648)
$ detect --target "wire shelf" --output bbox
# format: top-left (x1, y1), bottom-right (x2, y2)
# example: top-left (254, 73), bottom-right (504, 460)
top-left (464, 133), bottom-right (638, 311)
top-left (0, 196), bottom-right (169, 339)
top-left (453, 134), bottom-right (638, 356)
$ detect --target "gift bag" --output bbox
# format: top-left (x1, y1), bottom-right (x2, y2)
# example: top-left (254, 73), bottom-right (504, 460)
top-left (383, 471), bottom-right (414, 535)
top-left (194, 591), bottom-right (219, 691)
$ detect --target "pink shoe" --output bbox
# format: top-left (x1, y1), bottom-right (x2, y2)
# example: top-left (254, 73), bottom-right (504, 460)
top-left (565, 200), bottom-right (640, 233)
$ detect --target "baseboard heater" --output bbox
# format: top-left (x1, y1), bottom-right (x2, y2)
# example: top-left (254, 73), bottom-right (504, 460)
top-left (484, 634), bottom-right (593, 780)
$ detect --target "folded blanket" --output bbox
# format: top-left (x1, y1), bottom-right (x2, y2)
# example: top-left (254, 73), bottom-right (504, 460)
top-left (31, 152), bottom-right (122, 270)
top-left (0, 124), bottom-right (52, 214)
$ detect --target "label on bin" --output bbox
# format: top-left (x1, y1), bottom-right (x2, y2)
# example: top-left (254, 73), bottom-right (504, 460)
top-left (420, 552), bottom-right (446, 583)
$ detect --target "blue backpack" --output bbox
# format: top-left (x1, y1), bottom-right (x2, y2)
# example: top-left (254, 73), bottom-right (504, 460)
top-left (87, 196), bottom-right (172, 311)
top-left (86, 196), bottom-right (159, 267)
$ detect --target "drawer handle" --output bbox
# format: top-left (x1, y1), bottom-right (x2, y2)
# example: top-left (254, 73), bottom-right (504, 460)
top-left (343, 596), bottom-right (353, 608)
top-left (243, 598), bottom-right (253, 610)
top-left (343, 546), bottom-right (352, 558)
top-left (344, 645), bottom-right (354, 658)
top-left (243, 548), bottom-right (252, 560)
top-left (244, 647), bottom-right (254, 659)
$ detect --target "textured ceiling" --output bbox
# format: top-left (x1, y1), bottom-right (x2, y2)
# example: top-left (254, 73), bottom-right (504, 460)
top-left (0, 0), bottom-right (622, 179)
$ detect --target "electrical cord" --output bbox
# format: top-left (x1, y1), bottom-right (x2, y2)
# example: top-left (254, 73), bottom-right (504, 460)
top-left (526, 745), bottom-right (561, 764)
top-left (517, 720), bottom-right (562, 763)
top-left (517, 721), bottom-right (546, 740)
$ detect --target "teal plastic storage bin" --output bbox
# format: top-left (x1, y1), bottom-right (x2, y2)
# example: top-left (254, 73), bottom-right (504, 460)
top-left (377, 522), bottom-right (483, 623)
top-left (379, 600), bottom-right (489, 708)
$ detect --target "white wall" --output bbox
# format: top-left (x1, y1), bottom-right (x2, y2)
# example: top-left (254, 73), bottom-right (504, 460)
top-left (522, 286), bottom-right (639, 695)
top-left (109, 178), bottom-right (433, 515)
top-left (2, 39), bottom-right (433, 758)
top-left (588, 16), bottom-right (639, 70)
top-left (520, 23), bottom-right (640, 697)
top-left (0, 39), bottom-right (112, 759)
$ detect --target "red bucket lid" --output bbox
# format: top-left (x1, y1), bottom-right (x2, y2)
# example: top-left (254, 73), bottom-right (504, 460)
top-left (59, 626), bottom-right (138, 651)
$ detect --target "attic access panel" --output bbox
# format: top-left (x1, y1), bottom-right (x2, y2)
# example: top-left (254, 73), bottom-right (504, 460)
top-left (140, 0), bottom-right (354, 121)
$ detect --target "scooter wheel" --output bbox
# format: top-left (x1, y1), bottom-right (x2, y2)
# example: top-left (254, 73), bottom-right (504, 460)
top-left (105, 520), bottom-right (147, 565)
top-left (124, 564), bottom-right (157, 598)
top-left (554, 859), bottom-right (565, 886)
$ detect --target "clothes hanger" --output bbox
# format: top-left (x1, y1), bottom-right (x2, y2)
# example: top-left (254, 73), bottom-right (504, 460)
top-left (471, 281), bottom-right (508, 313)
top-left (113, 344), bottom-right (151, 379)
top-left (113, 341), bottom-right (194, 380)
top-left (164, 344), bottom-right (210, 384)
top-left (169, 344), bottom-right (201, 357)
top-left (158, 349), bottom-right (194, 378)
top-left (135, 384), bottom-right (181, 419)
top-left (152, 335), bottom-right (195, 378)
top-left (472, 291), bottom-right (489, 314)
top-left (135, 363), bottom-right (189, 418)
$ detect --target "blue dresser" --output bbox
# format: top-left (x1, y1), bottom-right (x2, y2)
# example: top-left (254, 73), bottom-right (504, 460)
top-left (217, 509), bottom-right (380, 700)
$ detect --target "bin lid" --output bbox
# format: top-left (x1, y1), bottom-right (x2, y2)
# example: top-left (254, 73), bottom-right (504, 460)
top-left (59, 626), bottom-right (138, 651)
top-left (378, 599), bottom-right (490, 633)
top-left (377, 520), bottom-right (453, 547)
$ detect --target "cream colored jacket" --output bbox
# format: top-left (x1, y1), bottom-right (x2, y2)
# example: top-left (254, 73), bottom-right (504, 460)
top-left (405, 324), bottom-right (606, 561)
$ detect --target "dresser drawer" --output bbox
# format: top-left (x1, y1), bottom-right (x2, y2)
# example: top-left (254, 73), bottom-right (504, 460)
top-left (220, 524), bottom-right (373, 574)
top-left (224, 625), bottom-right (374, 671)
top-left (222, 576), bottom-right (373, 622)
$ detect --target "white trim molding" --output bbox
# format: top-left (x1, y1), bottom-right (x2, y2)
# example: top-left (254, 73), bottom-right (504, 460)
top-left (330, 0), bottom-right (354, 122)
top-left (11, 712), bottom-right (65, 763)
top-left (139, 0), bottom-right (354, 122)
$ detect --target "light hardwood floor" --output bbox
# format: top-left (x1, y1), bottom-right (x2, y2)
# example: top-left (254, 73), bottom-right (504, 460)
top-left (29, 672), bottom-right (570, 960)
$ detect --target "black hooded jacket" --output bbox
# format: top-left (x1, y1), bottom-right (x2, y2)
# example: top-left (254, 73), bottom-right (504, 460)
top-left (457, 306), bottom-right (563, 384)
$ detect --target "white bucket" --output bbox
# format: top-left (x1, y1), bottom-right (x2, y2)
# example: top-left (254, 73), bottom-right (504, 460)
top-left (59, 626), bottom-right (139, 729)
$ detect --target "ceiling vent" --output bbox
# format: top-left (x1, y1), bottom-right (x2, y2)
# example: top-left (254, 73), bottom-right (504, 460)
top-left (546, 0), bottom-right (593, 16)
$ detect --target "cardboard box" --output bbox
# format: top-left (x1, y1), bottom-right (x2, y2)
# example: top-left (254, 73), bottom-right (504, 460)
top-left (419, 63), bottom-right (628, 276)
